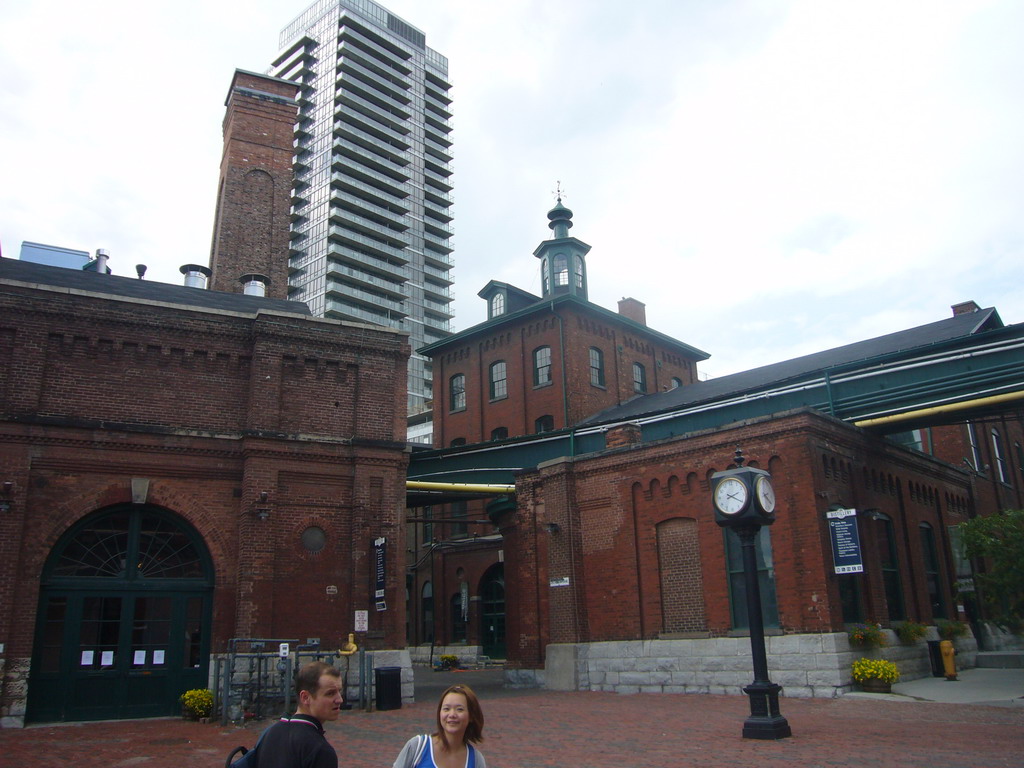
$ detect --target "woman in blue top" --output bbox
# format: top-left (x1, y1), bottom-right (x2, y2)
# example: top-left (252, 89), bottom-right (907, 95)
top-left (392, 684), bottom-right (487, 768)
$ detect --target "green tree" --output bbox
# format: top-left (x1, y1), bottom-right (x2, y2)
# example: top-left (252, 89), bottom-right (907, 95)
top-left (958, 509), bottom-right (1024, 631)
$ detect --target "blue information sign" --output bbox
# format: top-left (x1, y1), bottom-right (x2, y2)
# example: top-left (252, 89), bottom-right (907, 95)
top-left (826, 508), bottom-right (864, 574)
top-left (373, 536), bottom-right (387, 611)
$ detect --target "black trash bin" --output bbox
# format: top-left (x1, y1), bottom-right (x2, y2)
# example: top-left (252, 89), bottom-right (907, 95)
top-left (927, 640), bottom-right (944, 677)
top-left (375, 666), bottom-right (402, 711)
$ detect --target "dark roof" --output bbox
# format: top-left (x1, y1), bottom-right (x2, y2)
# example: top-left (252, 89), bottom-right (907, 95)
top-left (1, 257), bottom-right (311, 317)
top-left (581, 306), bottom-right (1005, 425)
top-left (420, 290), bottom-right (710, 361)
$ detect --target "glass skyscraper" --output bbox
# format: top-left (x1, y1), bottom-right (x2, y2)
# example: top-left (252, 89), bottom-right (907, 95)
top-left (271, 0), bottom-right (454, 428)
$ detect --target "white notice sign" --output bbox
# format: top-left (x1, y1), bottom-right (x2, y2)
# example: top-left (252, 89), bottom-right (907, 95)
top-left (354, 609), bottom-right (368, 632)
top-left (101, 651), bottom-right (114, 666)
top-left (81, 650), bottom-right (94, 666)
top-left (134, 650), bottom-right (146, 665)
top-left (153, 650), bottom-right (166, 665)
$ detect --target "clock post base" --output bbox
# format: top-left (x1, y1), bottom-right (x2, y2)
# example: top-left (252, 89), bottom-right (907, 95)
top-left (741, 681), bottom-right (792, 740)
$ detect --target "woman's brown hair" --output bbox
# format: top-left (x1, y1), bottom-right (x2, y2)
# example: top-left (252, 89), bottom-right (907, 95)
top-left (434, 683), bottom-right (484, 750)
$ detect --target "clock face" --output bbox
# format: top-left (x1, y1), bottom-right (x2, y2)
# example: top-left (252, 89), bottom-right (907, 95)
top-left (714, 477), bottom-right (748, 515)
top-left (756, 476), bottom-right (776, 513)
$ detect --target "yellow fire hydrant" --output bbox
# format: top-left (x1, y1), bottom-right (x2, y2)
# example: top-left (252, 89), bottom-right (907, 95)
top-left (939, 639), bottom-right (957, 681)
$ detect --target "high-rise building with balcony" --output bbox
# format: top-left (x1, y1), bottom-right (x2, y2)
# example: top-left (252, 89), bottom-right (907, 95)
top-left (271, 0), bottom-right (454, 429)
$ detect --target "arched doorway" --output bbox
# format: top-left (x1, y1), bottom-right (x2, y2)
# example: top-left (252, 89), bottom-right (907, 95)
top-left (28, 505), bottom-right (214, 723)
top-left (479, 563), bottom-right (505, 659)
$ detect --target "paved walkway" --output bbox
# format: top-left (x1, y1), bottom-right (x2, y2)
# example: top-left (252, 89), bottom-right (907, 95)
top-left (3, 669), bottom-right (1021, 768)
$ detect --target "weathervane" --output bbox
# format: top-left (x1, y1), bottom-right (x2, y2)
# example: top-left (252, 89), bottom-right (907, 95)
top-left (553, 181), bottom-right (567, 204)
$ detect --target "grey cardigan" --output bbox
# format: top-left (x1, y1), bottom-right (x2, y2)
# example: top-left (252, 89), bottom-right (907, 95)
top-left (392, 735), bottom-right (487, 768)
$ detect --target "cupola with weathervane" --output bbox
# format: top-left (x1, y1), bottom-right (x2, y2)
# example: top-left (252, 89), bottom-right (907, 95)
top-left (533, 185), bottom-right (591, 300)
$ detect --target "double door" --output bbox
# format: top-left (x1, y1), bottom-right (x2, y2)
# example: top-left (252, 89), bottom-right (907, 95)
top-left (30, 590), bottom-right (209, 722)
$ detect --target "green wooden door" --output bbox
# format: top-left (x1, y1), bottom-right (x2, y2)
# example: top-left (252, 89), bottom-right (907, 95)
top-left (29, 506), bottom-right (212, 723)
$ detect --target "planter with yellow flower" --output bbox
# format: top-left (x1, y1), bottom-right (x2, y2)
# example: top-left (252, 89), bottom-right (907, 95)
top-left (180, 688), bottom-right (214, 720)
top-left (851, 658), bottom-right (900, 694)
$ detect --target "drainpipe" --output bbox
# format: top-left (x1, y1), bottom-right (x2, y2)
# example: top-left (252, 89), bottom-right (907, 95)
top-left (556, 306), bottom-right (569, 428)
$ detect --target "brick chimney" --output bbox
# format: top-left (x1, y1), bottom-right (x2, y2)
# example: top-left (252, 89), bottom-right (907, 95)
top-left (618, 297), bottom-right (646, 325)
top-left (951, 300), bottom-right (981, 317)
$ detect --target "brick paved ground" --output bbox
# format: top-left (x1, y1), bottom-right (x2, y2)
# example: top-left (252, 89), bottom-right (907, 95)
top-left (2, 675), bottom-right (1021, 767)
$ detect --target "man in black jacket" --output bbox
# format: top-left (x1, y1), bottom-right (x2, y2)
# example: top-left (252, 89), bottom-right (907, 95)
top-left (256, 661), bottom-right (343, 767)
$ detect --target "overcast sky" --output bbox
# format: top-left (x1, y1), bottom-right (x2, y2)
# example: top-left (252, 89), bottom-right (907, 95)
top-left (1, 0), bottom-right (1020, 378)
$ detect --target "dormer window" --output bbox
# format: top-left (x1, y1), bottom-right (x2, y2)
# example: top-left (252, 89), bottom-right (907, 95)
top-left (490, 293), bottom-right (505, 317)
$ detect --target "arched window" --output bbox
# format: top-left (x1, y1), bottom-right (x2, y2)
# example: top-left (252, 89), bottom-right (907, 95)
top-left (553, 254), bottom-right (568, 286)
top-left (541, 256), bottom-right (550, 294)
top-left (589, 347), bottom-right (605, 387)
top-left (670, 377), bottom-right (683, 389)
top-left (875, 513), bottom-right (905, 620)
top-left (489, 361), bottom-right (507, 400)
top-left (632, 362), bottom-right (647, 394)
top-left (449, 373), bottom-right (466, 412)
top-left (533, 346), bottom-right (552, 386)
top-left (919, 523), bottom-right (947, 619)
top-left (449, 437), bottom-right (466, 447)
top-left (534, 415), bottom-right (554, 434)
top-left (490, 293), bottom-right (505, 317)
top-left (574, 255), bottom-right (585, 289)
top-left (490, 426), bottom-right (508, 441)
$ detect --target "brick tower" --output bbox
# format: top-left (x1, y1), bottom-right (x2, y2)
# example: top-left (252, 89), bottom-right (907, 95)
top-left (209, 69), bottom-right (299, 298)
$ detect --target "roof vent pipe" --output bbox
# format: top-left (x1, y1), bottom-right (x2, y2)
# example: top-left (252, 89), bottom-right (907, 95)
top-left (95, 249), bottom-right (110, 274)
top-left (240, 273), bottom-right (270, 297)
top-left (180, 264), bottom-right (212, 289)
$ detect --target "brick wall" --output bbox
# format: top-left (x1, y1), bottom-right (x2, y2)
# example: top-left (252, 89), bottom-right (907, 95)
top-left (431, 303), bottom-right (700, 446)
top-left (0, 277), bottom-right (409, 723)
top-left (506, 409), bottom-right (983, 671)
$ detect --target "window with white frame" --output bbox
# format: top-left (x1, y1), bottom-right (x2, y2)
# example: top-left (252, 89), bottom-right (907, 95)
top-left (449, 373), bottom-right (466, 412)
top-left (533, 346), bottom-right (552, 386)
top-left (489, 360), bottom-right (507, 400)
top-left (632, 362), bottom-right (647, 394)
top-left (589, 347), bottom-right (605, 387)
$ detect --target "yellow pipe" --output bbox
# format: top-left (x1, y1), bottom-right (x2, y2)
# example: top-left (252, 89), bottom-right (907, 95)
top-left (853, 390), bottom-right (1024, 428)
top-left (406, 480), bottom-right (515, 494)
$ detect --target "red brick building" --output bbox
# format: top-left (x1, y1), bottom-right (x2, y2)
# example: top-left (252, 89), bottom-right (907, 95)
top-left (0, 258), bottom-right (410, 725)
top-left (406, 201), bottom-right (709, 659)
top-left (408, 203), bottom-right (1024, 693)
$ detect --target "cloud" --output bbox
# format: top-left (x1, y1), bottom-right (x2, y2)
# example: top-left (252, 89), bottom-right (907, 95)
top-left (1, 0), bottom-right (1020, 381)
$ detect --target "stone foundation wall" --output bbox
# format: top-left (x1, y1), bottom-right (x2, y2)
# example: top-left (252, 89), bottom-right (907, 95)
top-left (0, 656), bottom-right (28, 728)
top-left (542, 628), bottom-right (979, 698)
top-left (407, 645), bottom-right (485, 667)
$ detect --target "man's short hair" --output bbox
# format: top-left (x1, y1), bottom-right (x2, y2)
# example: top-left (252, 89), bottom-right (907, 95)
top-left (295, 661), bottom-right (341, 697)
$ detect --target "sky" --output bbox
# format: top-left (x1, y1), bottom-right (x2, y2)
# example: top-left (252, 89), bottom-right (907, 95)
top-left (1, 0), bottom-right (1021, 378)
